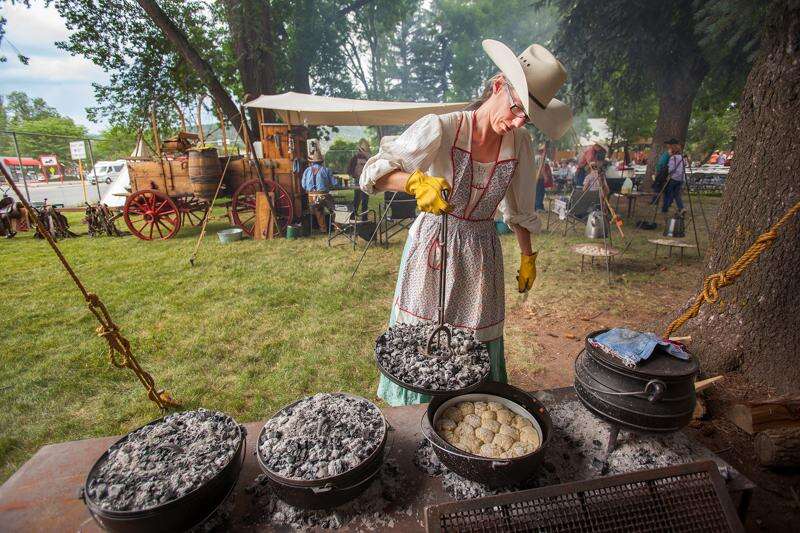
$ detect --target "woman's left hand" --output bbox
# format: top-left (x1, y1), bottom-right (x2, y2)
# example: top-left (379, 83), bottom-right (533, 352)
top-left (517, 252), bottom-right (538, 293)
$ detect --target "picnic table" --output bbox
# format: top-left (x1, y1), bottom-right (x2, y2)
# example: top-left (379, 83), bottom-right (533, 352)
top-left (0, 387), bottom-right (754, 532)
top-left (613, 190), bottom-right (653, 219)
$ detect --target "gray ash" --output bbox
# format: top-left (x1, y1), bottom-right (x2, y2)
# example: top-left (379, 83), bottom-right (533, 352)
top-left (258, 393), bottom-right (385, 480)
top-left (413, 439), bottom-right (445, 476)
top-left (86, 409), bottom-right (241, 511)
top-left (243, 459), bottom-right (409, 530)
top-left (376, 323), bottom-right (490, 391)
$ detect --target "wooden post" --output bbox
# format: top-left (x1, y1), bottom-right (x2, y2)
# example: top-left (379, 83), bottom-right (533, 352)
top-left (77, 159), bottom-right (88, 204)
top-left (196, 94), bottom-right (206, 145)
top-left (254, 191), bottom-right (274, 240)
top-left (755, 427), bottom-right (800, 467)
top-left (150, 105), bottom-right (162, 157)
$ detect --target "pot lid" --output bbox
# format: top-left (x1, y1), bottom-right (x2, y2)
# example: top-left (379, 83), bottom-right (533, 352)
top-left (586, 330), bottom-right (699, 379)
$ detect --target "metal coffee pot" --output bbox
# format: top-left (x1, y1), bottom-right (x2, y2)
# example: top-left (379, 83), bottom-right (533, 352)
top-left (586, 210), bottom-right (610, 239)
top-left (664, 213), bottom-right (686, 237)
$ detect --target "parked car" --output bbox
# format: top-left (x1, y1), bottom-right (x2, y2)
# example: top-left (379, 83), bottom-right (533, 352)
top-left (89, 160), bottom-right (125, 185)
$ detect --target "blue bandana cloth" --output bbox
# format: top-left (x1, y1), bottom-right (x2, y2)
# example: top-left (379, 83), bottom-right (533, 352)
top-left (589, 328), bottom-right (690, 368)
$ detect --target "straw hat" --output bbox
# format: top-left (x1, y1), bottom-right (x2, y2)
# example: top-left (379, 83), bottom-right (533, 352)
top-left (482, 39), bottom-right (573, 140)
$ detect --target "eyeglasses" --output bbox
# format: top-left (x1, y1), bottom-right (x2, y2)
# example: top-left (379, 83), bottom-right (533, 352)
top-left (504, 83), bottom-right (531, 124)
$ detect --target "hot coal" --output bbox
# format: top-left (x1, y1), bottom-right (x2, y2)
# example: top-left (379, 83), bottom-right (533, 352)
top-left (86, 409), bottom-right (241, 512)
top-left (258, 393), bottom-right (385, 480)
top-left (242, 459), bottom-right (410, 530)
top-left (376, 323), bottom-right (490, 391)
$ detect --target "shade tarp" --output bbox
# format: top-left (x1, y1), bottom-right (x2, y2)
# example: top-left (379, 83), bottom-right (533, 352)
top-left (244, 92), bottom-right (466, 126)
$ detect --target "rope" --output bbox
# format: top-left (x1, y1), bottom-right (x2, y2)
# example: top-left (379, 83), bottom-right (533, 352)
top-left (664, 199), bottom-right (800, 338)
top-left (0, 162), bottom-right (178, 411)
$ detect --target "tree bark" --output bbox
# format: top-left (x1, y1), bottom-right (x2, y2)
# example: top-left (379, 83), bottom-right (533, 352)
top-left (674, 0), bottom-right (800, 395)
top-left (134, 0), bottom-right (251, 141)
top-left (220, 0), bottom-right (277, 128)
top-left (645, 56), bottom-right (708, 182)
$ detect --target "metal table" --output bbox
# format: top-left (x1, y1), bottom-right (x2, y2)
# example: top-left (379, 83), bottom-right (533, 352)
top-left (0, 387), bottom-right (754, 532)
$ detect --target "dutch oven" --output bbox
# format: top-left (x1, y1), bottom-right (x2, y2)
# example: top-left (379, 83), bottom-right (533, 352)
top-left (80, 416), bottom-right (246, 533)
top-left (255, 393), bottom-right (390, 510)
top-left (421, 381), bottom-right (552, 488)
top-left (574, 328), bottom-right (699, 433)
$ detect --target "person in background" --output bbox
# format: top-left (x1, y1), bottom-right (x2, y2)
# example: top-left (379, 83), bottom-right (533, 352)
top-left (709, 150), bottom-right (720, 164)
top-left (348, 139), bottom-right (371, 220)
top-left (582, 161), bottom-right (609, 197)
top-left (302, 152), bottom-right (338, 231)
top-left (575, 141), bottom-right (606, 187)
top-left (651, 138), bottom-right (677, 203)
top-left (534, 146), bottom-right (552, 211)
top-left (662, 143), bottom-right (687, 215)
top-left (717, 151), bottom-right (727, 166)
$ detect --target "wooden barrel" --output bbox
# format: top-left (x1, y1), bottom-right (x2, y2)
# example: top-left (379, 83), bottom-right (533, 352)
top-left (188, 148), bottom-right (222, 200)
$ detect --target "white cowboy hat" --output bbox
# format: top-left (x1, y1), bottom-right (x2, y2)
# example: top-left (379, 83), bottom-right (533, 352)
top-left (482, 39), bottom-right (573, 140)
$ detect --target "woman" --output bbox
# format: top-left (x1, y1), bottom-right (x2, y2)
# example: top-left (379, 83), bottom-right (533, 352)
top-left (361, 40), bottom-right (572, 406)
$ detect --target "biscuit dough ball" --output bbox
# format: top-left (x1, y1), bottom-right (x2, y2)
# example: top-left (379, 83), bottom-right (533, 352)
top-left (473, 401), bottom-right (488, 414)
top-left (443, 406), bottom-right (463, 423)
top-left (519, 426), bottom-right (540, 446)
top-left (483, 419), bottom-right (501, 433)
top-left (475, 427), bottom-right (495, 444)
top-left (479, 443), bottom-right (503, 458)
top-left (455, 423), bottom-right (475, 440)
top-left (496, 408), bottom-right (514, 425)
top-left (437, 417), bottom-right (457, 432)
top-left (493, 433), bottom-right (515, 452)
top-left (458, 402), bottom-right (475, 416)
top-left (463, 414), bottom-right (482, 428)
top-left (487, 401), bottom-right (503, 412)
top-left (458, 435), bottom-right (481, 454)
top-left (480, 410), bottom-right (497, 422)
top-left (512, 415), bottom-right (533, 430)
top-left (499, 424), bottom-right (519, 440)
top-left (510, 441), bottom-right (536, 457)
top-left (441, 430), bottom-right (455, 444)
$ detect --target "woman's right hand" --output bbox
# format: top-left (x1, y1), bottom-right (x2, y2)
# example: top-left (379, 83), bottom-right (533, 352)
top-left (404, 170), bottom-right (452, 215)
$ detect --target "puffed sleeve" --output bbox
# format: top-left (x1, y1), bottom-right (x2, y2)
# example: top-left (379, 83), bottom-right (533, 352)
top-left (360, 114), bottom-right (443, 194)
top-left (497, 129), bottom-right (541, 233)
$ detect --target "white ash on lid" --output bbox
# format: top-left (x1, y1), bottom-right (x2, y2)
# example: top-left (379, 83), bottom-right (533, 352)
top-left (376, 323), bottom-right (490, 391)
top-left (86, 409), bottom-right (241, 512)
top-left (259, 393), bottom-right (385, 480)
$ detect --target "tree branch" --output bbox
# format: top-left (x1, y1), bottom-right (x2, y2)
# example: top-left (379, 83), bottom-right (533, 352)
top-left (338, 0), bottom-right (375, 16)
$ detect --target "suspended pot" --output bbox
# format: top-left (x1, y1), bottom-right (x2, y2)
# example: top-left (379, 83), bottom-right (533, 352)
top-left (664, 214), bottom-right (686, 237)
top-left (574, 329), bottom-right (699, 433)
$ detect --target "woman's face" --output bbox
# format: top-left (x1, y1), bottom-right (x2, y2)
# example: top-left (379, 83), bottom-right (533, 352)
top-left (481, 77), bottom-right (529, 136)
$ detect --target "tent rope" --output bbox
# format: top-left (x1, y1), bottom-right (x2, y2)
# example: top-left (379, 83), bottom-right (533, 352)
top-left (664, 199), bottom-right (800, 338)
top-left (0, 163), bottom-right (178, 411)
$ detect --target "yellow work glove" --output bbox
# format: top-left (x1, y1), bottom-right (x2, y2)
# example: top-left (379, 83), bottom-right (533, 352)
top-left (404, 170), bottom-right (452, 215)
top-left (517, 252), bottom-right (538, 293)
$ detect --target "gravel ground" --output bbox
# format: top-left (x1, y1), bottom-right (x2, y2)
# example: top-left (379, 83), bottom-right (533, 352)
top-left (258, 393), bottom-right (385, 480)
top-left (86, 409), bottom-right (241, 511)
top-left (376, 323), bottom-right (490, 391)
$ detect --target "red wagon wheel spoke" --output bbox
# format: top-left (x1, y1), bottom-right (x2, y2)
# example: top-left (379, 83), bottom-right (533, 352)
top-left (231, 178), bottom-right (293, 237)
top-left (123, 189), bottom-right (182, 240)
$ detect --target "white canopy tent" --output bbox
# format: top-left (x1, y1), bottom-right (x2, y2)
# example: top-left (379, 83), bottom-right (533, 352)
top-left (101, 135), bottom-right (153, 207)
top-left (244, 92), bottom-right (466, 126)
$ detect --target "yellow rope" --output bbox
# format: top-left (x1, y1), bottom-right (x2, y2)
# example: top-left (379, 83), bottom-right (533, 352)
top-left (1, 163), bottom-right (178, 411)
top-left (664, 199), bottom-right (800, 338)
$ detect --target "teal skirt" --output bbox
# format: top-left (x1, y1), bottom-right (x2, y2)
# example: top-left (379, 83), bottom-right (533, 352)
top-left (377, 235), bottom-right (507, 406)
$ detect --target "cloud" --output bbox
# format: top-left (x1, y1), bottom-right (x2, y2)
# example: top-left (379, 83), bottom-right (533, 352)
top-left (0, 2), bottom-right (109, 132)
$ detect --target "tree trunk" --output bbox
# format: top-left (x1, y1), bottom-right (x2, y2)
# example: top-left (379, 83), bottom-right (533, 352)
top-left (674, 0), bottom-right (800, 395)
top-left (134, 0), bottom-right (251, 141)
top-left (220, 0), bottom-right (277, 128)
top-left (645, 56), bottom-right (708, 182)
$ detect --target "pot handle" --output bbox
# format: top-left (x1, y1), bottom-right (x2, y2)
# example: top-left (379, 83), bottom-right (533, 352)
top-left (310, 484), bottom-right (333, 494)
top-left (645, 380), bottom-right (666, 402)
top-left (491, 460), bottom-right (512, 469)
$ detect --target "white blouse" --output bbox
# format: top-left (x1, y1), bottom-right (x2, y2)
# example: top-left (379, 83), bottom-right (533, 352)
top-left (360, 112), bottom-right (541, 233)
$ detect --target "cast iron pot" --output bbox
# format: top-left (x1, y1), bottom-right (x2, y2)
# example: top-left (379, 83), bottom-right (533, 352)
top-left (81, 415), bottom-right (246, 533)
top-left (255, 393), bottom-right (389, 509)
top-left (375, 332), bottom-right (490, 397)
top-left (420, 381), bottom-right (552, 488)
top-left (574, 329), bottom-right (699, 433)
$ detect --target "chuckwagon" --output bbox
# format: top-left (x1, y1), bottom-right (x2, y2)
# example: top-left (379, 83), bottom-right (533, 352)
top-left (123, 123), bottom-right (305, 241)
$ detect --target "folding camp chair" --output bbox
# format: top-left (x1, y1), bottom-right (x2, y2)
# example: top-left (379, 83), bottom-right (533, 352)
top-left (379, 191), bottom-right (417, 247)
top-left (327, 203), bottom-right (377, 250)
top-left (548, 188), bottom-right (601, 236)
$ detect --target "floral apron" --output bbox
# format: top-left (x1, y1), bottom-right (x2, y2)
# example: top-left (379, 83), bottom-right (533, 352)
top-left (378, 113), bottom-right (518, 406)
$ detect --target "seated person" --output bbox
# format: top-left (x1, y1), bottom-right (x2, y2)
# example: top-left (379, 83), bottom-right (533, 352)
top-left (0, 196), bottom-right (25, 238)
top-left (301, 153), bottom-right (338, 230)
top-left (582, 162), bottom-right (609, 197)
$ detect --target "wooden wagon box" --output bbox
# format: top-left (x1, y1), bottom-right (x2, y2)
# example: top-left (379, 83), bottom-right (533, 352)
top-left (222, 158), bottom-right (302, 219)
top-left (127, 158), bottom-right (193, 196)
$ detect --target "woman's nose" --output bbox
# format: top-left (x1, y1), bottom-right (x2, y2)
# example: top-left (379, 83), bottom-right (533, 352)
top-left (511, 115), bottom-right (527, 128)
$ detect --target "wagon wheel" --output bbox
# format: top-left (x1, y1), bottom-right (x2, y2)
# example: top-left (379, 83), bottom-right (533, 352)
top-left (176, 196), bottom-right (209, 227)
top-left (231, 178), bottom-right (293, 237)
top-left (123, 189), bottom-right (182, 240)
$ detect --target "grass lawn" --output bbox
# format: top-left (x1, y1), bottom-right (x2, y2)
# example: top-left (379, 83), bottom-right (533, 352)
top-left (0, 191), bottom-right (721, 482)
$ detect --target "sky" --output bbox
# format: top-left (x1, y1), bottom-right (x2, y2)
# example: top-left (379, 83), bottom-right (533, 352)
top-left (0, 2), bottom-right (109, 133)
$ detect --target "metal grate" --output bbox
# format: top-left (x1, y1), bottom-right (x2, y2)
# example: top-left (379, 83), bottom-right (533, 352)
top-left (425, 461), bottom-right (743, 533)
